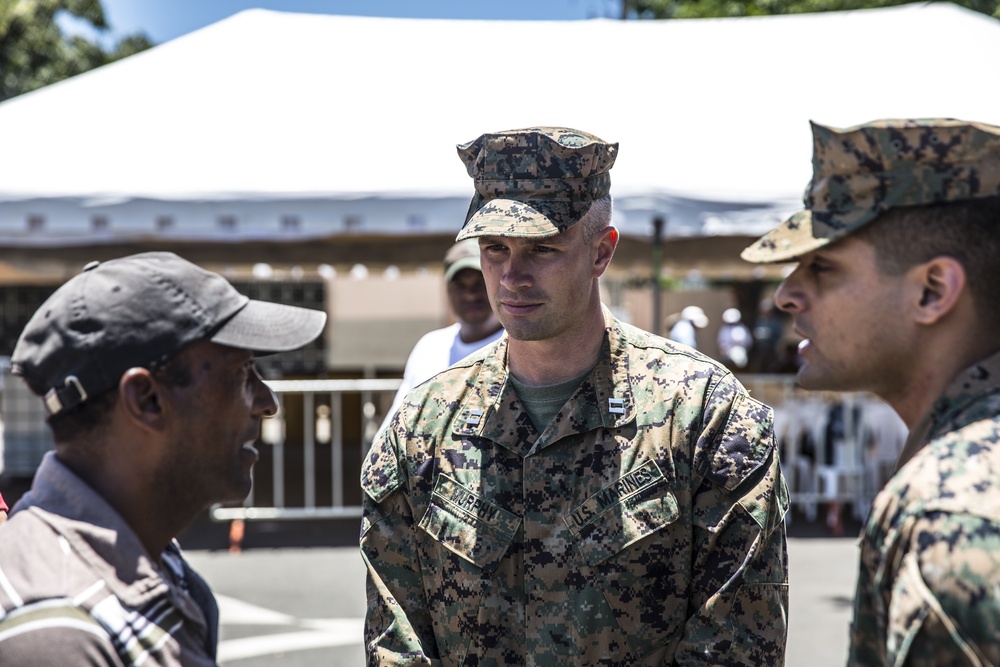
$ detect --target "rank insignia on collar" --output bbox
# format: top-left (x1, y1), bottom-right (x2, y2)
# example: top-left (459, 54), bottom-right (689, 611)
top-left (466, 408), bottom-right (484, 425)
top-left (609, 398), bottom-right (625, 414)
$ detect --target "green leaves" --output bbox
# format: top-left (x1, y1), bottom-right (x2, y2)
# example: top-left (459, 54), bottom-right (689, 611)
top-left (621, 0), bottom-right (1000, 20)
top-left (0, 0), bottom-right (153, 103)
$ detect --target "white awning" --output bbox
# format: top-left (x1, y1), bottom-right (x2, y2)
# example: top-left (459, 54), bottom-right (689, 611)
top-left (1, 3), bottom-right (997, 246)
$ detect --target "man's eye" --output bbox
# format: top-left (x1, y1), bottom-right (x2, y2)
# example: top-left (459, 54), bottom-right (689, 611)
top-left (808, 261), bottom-right (829, 274)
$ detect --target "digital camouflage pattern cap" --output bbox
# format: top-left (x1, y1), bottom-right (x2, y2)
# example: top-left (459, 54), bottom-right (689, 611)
top-left (742, 118), bottom-right (1000, 263)
top-left (455, 126), bottom-right (618, 241)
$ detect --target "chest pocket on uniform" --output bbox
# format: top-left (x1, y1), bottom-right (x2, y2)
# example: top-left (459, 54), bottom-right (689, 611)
top-left (418, 474), bottom-right (521, 574)
top-left (564, 459), bottom-right (683, 658)
top-left (565, 459), bottom-right (678, 566)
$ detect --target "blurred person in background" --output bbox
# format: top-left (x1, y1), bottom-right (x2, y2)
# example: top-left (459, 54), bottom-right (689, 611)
top-left (743, 118), bottom-right (1000, 666)
top-left (716, 307), bottom-right (753, 370)
top-left (0, 491), bottom-right (6, 523)
top-left (666, 304), bottom-right (708, 350)
top-left (375, 238), bottom-right (503, 439)
top-left (750, 298), bottom-right (786, 373)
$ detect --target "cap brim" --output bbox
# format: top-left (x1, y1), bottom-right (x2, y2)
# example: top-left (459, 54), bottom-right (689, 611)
top-left (444, 256), bottom-right (481, 282)
top-left (456, 198), bottom-right (589, 241)
top-left (740, 210), bottom-right (832, 264)
top-left (211, 299), bottom-right (327, 353)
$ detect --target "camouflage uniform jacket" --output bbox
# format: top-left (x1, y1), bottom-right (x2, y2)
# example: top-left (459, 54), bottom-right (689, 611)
top-left (849, 350), bottom-right (1000, 666)
top-left (0, 452), bottom-right (220, 666)
top-left (361, 310), bottom-right (789, 666)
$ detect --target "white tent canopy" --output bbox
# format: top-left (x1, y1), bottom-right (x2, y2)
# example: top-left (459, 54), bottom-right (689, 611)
top-left (1, 3), bottom-right (998, 248)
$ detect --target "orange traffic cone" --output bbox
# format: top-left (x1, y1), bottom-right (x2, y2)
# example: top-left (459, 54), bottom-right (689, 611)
top-left (229, 519), bottom-right (245, 554)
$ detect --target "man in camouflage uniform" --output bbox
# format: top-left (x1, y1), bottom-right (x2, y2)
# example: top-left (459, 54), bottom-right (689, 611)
top-left (742, 118), bottom-right (1000, 666)
top-left (361, 126), bottom-right (789, 666)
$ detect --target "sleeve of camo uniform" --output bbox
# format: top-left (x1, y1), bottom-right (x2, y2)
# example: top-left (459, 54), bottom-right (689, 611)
top-left (676, 376), bottom-right (790, 665)
top-left (847, 493), bottom-right (890, 666)
top-left (851, 494), bottom-right (1000, 665)
top-left (359, 423), bottom-right (442, 667)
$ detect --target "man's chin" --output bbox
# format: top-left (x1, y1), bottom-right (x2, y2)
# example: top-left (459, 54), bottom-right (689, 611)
top-left (795, 362), bottom-right (825, 391)
top-left (462, 311), bottom-right (496, 327)
top-left (216, 479), bottom-right (254, 506)
top-left (795, 363), bottom-right (859, 393)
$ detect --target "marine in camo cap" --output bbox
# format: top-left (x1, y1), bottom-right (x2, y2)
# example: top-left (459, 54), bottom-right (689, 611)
top-left (743, 118), bottom-right (1000, 665)
top-left (360, 126), bottom-right (789, 665)
top-left (455, 126), bottom-right (618, 240)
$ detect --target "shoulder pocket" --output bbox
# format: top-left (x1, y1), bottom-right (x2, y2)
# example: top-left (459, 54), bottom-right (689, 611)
top-left (565, 460), bottom-right (679, 566)
top-left (888, 552), bottom-right (989, 666)
top-left (417, 475), bottom-right (520, 574)
top-left (360, 434), bottom-right (402, 503)
top-left (702, 392), bottom-right (775, 492)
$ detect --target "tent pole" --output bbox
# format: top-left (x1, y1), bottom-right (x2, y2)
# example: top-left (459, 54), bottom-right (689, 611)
top-left (652, 216), bottom-right (665, 336)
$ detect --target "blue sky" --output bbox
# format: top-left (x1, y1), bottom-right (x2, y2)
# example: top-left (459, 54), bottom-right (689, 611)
top-left (99, 0), bottom-right (621, 44)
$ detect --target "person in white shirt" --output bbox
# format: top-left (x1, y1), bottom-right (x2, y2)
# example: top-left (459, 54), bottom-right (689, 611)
top-left (667, 305), bottom-right (708, 350)
top-left (376, 239), bottom-right (503, 437)
top-left (716, 307), bottom-right (753, 369)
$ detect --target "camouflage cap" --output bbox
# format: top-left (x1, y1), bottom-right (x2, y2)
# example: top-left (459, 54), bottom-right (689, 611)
top-left (742, 118), bottom-right (1000, 263)
top-left (455, 126), bottom-right (618, 241)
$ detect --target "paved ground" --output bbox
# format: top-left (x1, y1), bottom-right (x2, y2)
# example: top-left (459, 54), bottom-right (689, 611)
top-left (185, 516), bottom-right (861, 667)
top-left (188, 548), bottom-right (365, 667)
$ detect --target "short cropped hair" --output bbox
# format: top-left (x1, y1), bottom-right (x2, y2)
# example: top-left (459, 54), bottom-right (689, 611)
top-left (581, 195), bottom-right (613, 242)
top-left (46, 348), bottom-right (195, 443)
top-left (855, 194), bottom-right (1000, 330)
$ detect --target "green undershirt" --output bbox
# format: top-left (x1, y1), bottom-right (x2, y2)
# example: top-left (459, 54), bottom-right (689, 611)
top-left (508, 367), bottom-right (594, 434)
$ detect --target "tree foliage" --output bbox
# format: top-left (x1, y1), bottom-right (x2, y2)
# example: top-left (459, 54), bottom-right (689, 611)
top-left (0, 0), bottom-right (153, 103)
top-left (623, 0), bottom-right (1000, 19)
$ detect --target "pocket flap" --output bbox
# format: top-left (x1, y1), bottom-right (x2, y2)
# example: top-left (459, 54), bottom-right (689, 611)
top-left (565, 460), bottom-right (680, 567)
top-left (702, 393), bottom-right (775, 492)
top-left (361, 435), bottom-right (402, 504)
top-left (418, 475), bottom-right (520, 573)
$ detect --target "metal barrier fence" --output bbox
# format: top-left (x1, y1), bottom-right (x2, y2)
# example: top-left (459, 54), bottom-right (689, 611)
top-left (210, 374), bottom-right (903, 529)
top-left (209, 374), bottom-right (808, 526)
top-left (210, 378), bottom-right (401, 523)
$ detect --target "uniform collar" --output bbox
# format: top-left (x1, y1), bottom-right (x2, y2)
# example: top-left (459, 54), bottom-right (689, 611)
top-left (452, 307), bottom-right (635, 456)
top-left (895, 348), bottom-right (1000, 471)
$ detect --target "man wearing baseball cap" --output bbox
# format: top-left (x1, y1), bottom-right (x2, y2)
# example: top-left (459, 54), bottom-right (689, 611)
top-left (374, 238), bottom-right (503, 440)
top-left (0, 252), bottom-right (326, 665)
top-left (361, 127), bottom-right (788, 665)
top-left (742, 118), bottom-right (1000, 665)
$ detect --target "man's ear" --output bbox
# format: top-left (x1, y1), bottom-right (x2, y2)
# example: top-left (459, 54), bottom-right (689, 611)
top-left (593, 226), bottom-right (618, 277)
top-left (118, 368), bottom-right (167, 431)
top-left (911, 256), bottom-right (966, 325)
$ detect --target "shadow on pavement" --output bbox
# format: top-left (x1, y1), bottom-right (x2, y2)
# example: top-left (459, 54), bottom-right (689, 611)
top-left (178, 511), bottom-right (362, 551)
top-left (177, 503), bottom-right (865, 553)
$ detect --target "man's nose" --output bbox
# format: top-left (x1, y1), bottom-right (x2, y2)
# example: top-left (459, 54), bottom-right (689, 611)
top-left (773, 268), bottom-right (803, 313)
